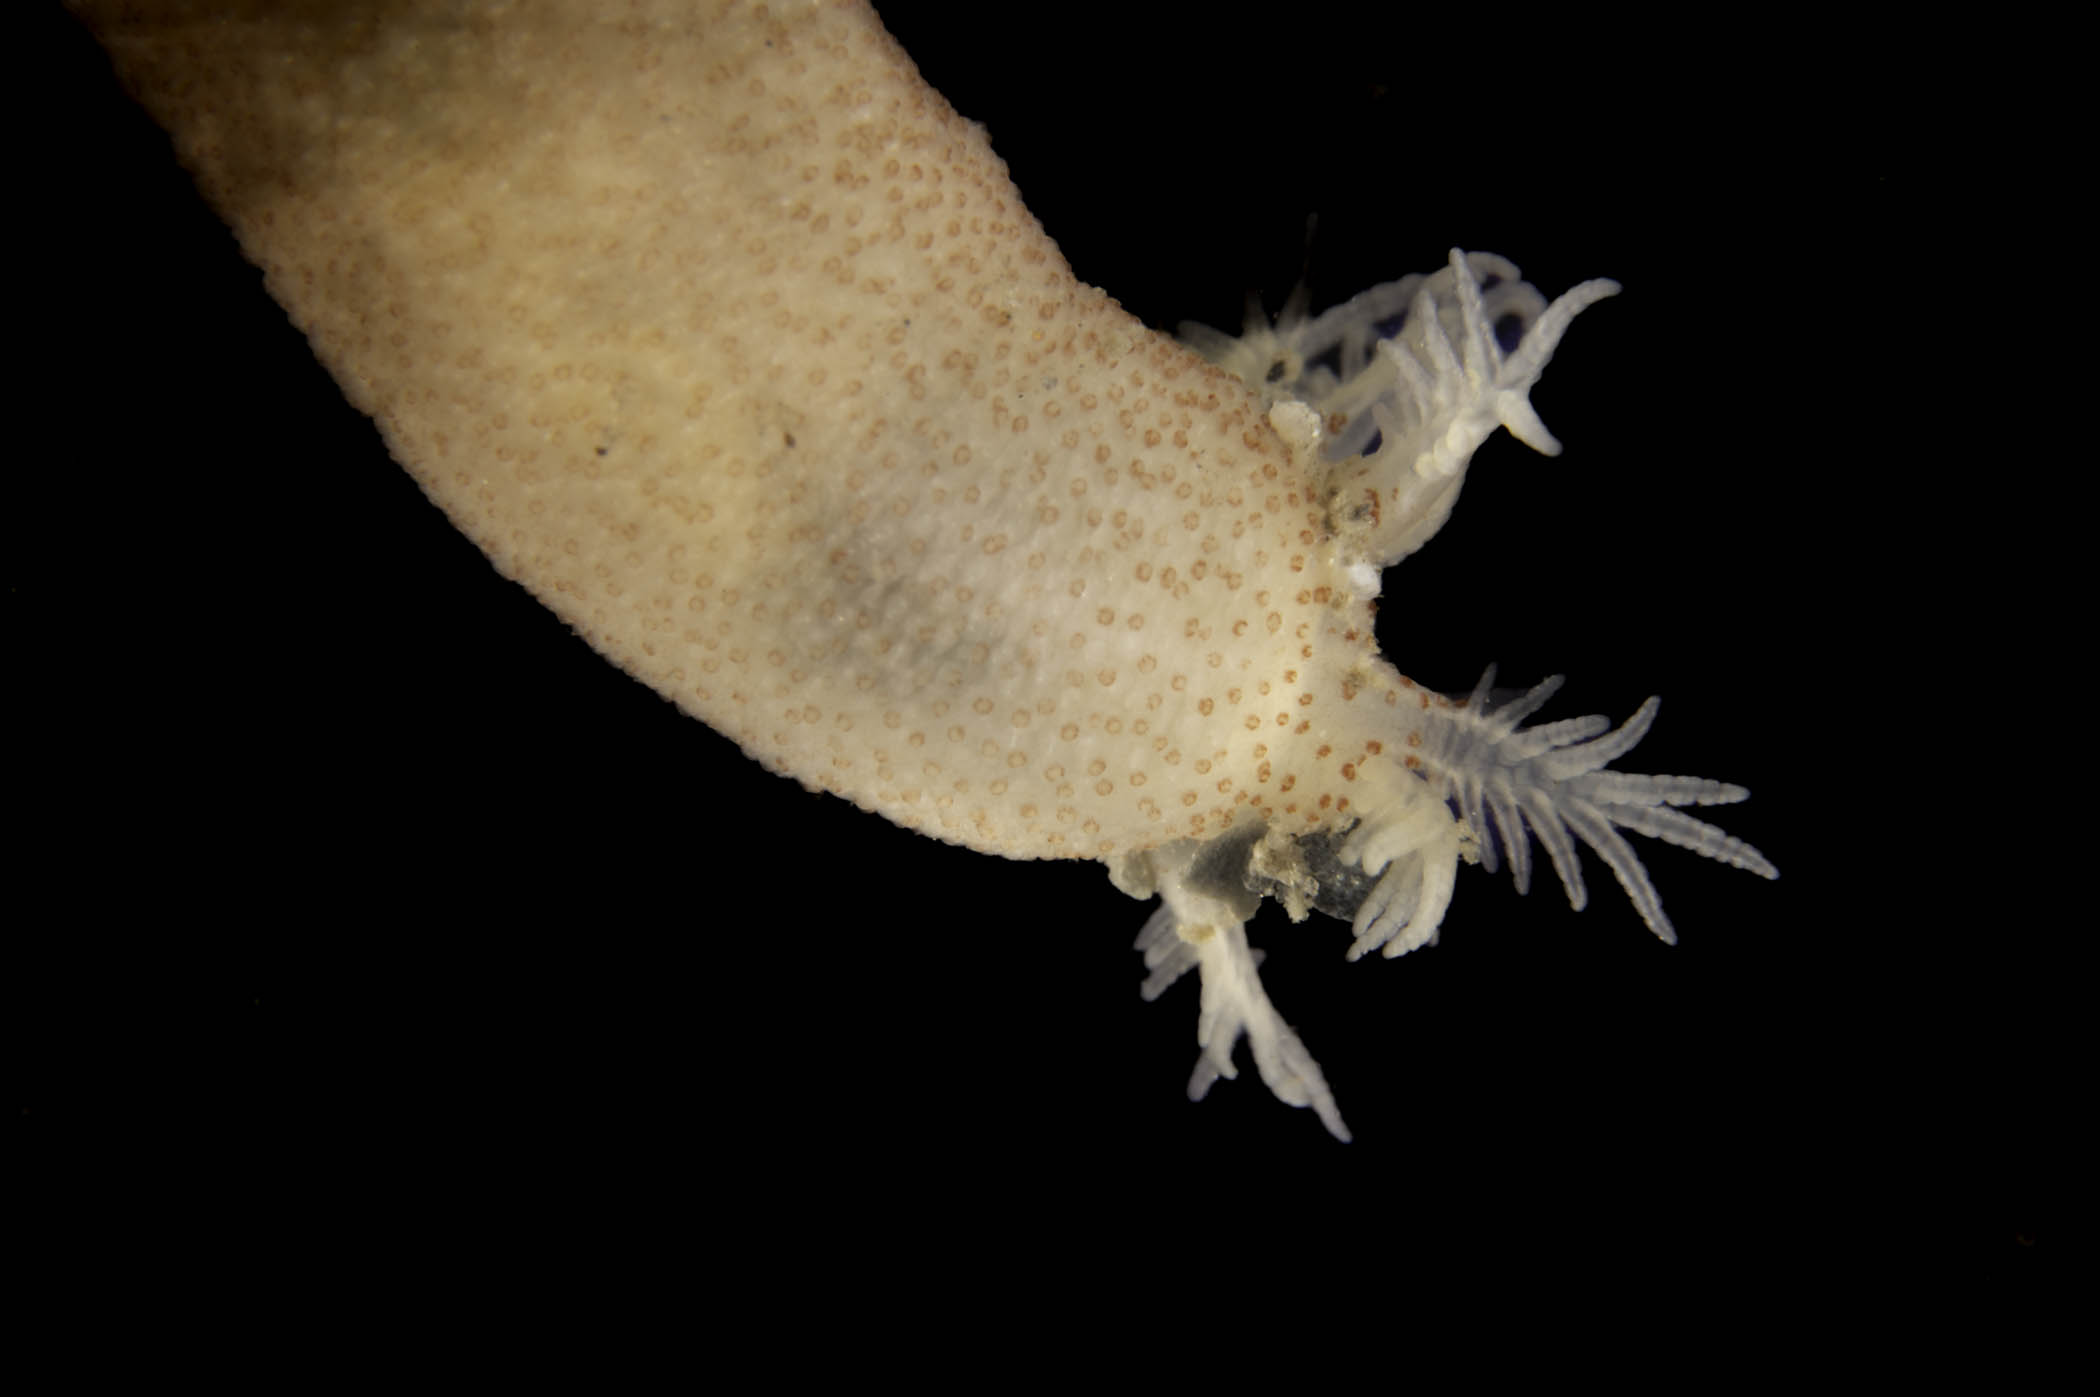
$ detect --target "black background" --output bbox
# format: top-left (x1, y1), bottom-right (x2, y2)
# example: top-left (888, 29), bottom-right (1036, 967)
top-left (21, 2), bottom-right (2063, 1299)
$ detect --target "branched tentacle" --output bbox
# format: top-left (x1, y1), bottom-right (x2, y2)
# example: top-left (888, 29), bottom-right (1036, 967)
top-left (1122, 836), bottom-right (1351, 1140)
top-left (1184, 250), bottom-right (1619, 571)
top-left (1334, 761), bottom-right (1466, 961)
top-left (1162, 254), bottom-right (1771, 1138)
top-left (1409, 668), bottom-right (1780, 945)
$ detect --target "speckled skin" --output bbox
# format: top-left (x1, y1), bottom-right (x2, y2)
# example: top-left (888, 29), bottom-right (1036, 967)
top-left (79, 0), bottom-right (1409, 861)
top-left (68, 0), bottom-right (1800, 1146)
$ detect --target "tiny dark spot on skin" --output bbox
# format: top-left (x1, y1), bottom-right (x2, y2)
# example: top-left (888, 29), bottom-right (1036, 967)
top-left (783, 432), bottom-right (796, 447)
top-left (1266, 360), bottom-right (1287, 383)
top-left (595, 446), bottom-right (608, 456)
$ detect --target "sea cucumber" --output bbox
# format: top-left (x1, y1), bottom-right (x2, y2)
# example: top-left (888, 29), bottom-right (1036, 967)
top-left (69, 0), bottom-right (1772, 1142)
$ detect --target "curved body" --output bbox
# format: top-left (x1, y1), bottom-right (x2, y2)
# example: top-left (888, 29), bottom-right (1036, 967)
top-left (75, 0), bottom-right (1775, 1137)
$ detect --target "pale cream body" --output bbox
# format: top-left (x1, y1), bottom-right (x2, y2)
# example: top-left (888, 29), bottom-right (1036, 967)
top-left (79, 0), bottom-right (1401, 862)
top-left (76, 0), bottom-right (1773, 1137)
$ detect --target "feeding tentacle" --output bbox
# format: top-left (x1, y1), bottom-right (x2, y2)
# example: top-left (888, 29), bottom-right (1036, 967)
top-left (1376, 667), bottom-right (1780, 947)
top-left (1119, 833), bottom-right (1351, 1141)
top-left (1184, 249), bottom-right (1619, 572)
top-left (1331, 251), bottom-right (1620, 568)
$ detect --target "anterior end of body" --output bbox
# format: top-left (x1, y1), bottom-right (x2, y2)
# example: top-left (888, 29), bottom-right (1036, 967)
top-left (73, 0), bottom-right (1776, 1141)
top-left (1142, 252), bottom-right (1777, 1138)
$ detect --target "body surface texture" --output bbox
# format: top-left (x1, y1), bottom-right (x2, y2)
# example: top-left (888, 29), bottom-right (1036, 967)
top-left (68, 1), bottom-right (1780, 1140)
